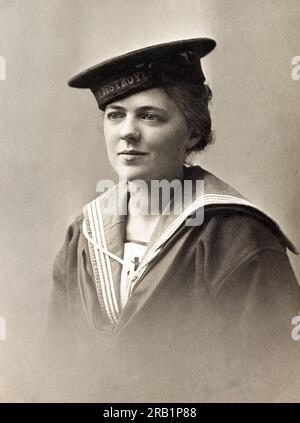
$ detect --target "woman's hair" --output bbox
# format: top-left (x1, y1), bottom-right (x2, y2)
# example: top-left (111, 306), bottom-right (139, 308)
top-left (164, 82), bottom-right (214, 158)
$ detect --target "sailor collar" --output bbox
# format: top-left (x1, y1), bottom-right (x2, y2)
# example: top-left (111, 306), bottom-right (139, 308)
top-left (81, 166), bottom-right (297, 329)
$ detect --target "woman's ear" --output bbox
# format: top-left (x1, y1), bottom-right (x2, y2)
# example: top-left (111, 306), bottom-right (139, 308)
top-left (186, 129), bottom-right (200, 151)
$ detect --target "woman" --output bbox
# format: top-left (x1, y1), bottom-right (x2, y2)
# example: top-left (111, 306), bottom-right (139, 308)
top-left (46, 39), bottom-right (300, 402)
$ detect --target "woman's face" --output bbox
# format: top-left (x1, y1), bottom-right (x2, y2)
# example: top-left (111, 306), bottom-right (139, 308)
top-left (103, 87), bottom-right (196, 182)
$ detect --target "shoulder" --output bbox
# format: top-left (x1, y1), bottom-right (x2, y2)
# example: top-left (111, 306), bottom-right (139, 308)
top-left (197, 208), bottom-right (298, 296)
top-left (199, 207), bottom-right (296, 281)
top-left (66, 215), bottom-right (84, 242)
top-left (201, 208), bottom-right (287, 256)
top-left (186, 165), bottom-right (296, 254)
top-left (53, 215), bottom-right (84, 278)
top-left (59, 214), bottom-right (84, 252)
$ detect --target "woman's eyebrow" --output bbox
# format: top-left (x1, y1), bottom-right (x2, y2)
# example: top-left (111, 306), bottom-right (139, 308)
top-left (106, 104), bottom-right (169, 114)
top-left (138, 106), bottom-right (169, 114)
top-left (105, 104), bottom-right (126, 110)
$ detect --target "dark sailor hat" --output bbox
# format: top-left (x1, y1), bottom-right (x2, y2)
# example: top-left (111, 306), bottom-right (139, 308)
top-left (68, 38), bottom-right (216, 110)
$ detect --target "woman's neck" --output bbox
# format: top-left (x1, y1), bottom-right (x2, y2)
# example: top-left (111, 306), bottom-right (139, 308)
top-left (127, 169), bottom-right (184, 217)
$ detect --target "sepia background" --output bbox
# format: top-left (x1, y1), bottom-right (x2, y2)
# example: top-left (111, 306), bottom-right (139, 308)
top-left (0, 0), bottom-right (299, 401)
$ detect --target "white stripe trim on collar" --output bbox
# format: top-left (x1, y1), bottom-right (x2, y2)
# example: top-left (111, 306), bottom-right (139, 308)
top-left (84, 198), bottom-right (120, 324)
top-left (83, 193), bottom-right (295, 322)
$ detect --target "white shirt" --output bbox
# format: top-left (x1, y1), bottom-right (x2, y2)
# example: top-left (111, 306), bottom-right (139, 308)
top-left (120, 240), bottom-right (147, 309)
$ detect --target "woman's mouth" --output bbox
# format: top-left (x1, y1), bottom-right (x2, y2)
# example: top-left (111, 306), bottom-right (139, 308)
top-left (119, 150), bottom-right (147, 155)
top-left (118, 150), bottom-right (148, 161)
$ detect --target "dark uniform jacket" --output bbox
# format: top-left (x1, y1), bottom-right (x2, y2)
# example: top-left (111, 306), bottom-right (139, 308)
top-left (44, 166), bottom-right (300, 402)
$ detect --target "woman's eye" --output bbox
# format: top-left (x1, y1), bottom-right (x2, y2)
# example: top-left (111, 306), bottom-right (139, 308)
top-left (143, 113), bottom-right (161, 121)
top-left (106, 111), bottom-right (124, 120)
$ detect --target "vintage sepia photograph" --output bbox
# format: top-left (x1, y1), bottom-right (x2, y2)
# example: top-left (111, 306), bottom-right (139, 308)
top-left (0, 0), bottom-right (300, 404)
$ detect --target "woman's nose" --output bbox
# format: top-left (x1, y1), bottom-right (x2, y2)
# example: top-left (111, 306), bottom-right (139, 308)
top-left (120, 117), bottom-right (140, 142)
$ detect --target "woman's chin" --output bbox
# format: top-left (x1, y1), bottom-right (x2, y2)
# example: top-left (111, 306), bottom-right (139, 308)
top-left (116, 166), bottom-right (151, 182)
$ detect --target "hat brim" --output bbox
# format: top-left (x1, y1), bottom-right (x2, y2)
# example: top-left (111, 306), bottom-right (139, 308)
top-left (68, 38), bottom-right (216, 89)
